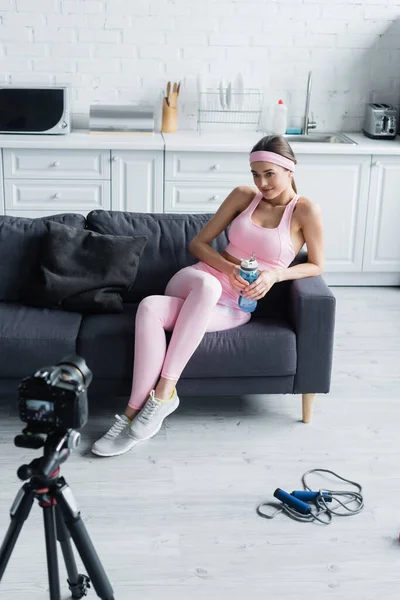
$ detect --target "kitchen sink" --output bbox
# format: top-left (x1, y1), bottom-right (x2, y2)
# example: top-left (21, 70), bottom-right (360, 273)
top-left (283, 133), bottom-right (357, 145)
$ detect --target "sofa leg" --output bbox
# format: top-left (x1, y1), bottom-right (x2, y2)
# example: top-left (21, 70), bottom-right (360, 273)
top-left (302, 393), bottom-right (315, 423)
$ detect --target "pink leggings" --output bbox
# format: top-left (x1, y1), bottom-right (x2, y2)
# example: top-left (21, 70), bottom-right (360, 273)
top-left (127, 264), bottom-right (250, 410)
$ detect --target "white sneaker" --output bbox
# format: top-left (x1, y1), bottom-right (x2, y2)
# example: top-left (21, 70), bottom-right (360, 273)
top-left (129, 389), bottom-right (180, 441)
top-left (91, 414), bottom-right (139, 457)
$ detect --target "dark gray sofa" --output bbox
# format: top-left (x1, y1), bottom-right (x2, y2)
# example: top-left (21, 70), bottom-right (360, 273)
top-left (0, 210), bottom-right (336, 422)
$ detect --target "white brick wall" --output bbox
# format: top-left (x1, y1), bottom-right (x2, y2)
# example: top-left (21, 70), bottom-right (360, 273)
top-left (0, 0), bottom-right (399, 132)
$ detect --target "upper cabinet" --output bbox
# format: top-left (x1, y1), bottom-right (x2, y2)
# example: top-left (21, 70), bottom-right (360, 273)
top-left (111, 150), bottom-right (164, 213)
top-left (363, 155), bottom-right (400, 272)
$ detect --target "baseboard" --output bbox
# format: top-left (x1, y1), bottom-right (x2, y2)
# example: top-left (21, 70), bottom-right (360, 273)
top-left (324, 272), bottom-right (400, 286)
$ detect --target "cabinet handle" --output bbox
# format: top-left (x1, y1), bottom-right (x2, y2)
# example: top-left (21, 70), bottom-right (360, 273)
top-left (212, 164), bottom-right (220, 171)
top-left (113, 156), bottom-right (119, 162)
top-left (374, 161), bottom-right (381, 167)
top-left (210, 195), bottom-right (219, 201)
top-left (52, 161), bottom-right (60, 167)
top-left (53, 193), bottom-right (61, 199)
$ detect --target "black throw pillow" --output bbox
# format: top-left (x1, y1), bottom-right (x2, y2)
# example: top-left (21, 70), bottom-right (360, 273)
top-left (21, 221), bottom-right (147, 313)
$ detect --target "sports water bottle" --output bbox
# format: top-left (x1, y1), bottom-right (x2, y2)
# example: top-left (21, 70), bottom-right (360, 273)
top-left (238, 253), bottom-right (259, 313)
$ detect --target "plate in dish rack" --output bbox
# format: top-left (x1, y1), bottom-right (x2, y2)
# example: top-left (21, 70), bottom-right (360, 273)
top-left (219, 78), bottom-right (227, 110)
top-left (235, 72), bottom-right (244, 110)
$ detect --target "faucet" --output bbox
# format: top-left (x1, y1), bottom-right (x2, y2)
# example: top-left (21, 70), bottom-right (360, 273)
top-left (303, 71), bottom-right (317, 135)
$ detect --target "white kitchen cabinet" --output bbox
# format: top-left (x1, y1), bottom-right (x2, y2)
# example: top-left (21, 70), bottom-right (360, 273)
top-left (363, 155), bottom-right (400, 272)
top-left (294, 154), bottom-right (371, 272)
top-left (1, 129), bottom-right (400, 284)
top-left (3, 148), bottom-right (110, 180)
top-left (2, 147), bottom-right (111, 217)
top-left (165, 151), bottom-right (251, 181)
top-left (4, 180), bottom-right (110, 212)
top-left (164, 150), bottom-right (371, 273)
top-left (0, 151), bottom-right (4, 216)
top-left (111, 150), bottom-right (163, 213)
top-left (164, 150), bottom-right (253, 213)
top-left (165, 181), bottom-right (236, 213)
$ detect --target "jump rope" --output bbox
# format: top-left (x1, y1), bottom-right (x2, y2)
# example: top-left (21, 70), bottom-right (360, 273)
top-left (256, 468), bottom-right (364, 525)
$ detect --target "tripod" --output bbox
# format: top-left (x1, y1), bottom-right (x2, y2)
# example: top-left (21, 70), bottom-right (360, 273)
top-left (0, 429), bottom-right (115, 600)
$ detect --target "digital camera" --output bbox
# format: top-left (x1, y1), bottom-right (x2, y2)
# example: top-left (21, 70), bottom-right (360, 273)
top-left (18, 355), bottom-right (92, 433)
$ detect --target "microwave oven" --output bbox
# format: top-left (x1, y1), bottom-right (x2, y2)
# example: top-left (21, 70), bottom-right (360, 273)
top-left (0, 86), bottom-right (70, 135)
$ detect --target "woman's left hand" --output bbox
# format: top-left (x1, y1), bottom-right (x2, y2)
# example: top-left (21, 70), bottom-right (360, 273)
top-left (243, 270), bottom-right (277, 300)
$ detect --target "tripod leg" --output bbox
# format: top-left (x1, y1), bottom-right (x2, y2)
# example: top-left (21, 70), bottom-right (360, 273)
top-left (42, 501), bottom-right (61, 600)
top-left (55, 505), bottom-right (90, 600)
top-left (0, 484), bottom-right (35, 580)
top-left (56, 483), bottom-right (115, 600)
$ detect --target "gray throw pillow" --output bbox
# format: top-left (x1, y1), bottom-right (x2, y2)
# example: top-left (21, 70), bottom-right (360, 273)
top-left (22, 221), bottom-right (147, 313)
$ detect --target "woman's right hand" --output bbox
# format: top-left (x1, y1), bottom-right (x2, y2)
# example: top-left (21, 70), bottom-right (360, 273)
top-left (228, 264), bottom-right (249, 294)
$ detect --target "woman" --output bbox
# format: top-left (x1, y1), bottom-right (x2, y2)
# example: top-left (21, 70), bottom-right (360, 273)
top-left (92, 135), bottom-right (324, 457)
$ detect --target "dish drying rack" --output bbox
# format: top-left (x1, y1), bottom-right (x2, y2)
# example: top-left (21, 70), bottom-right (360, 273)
top-left (197, 88), bottom-right (264, 133)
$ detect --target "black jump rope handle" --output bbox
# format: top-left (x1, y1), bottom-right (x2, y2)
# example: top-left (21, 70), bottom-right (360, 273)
top-left (274, 489), bottom-right (311, 514)
top-left (291, 490), bottom-right (333, 503)
top-left (273, 489), bottom-right (333, 514)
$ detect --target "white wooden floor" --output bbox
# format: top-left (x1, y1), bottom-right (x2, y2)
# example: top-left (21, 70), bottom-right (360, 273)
top-left (0, 287), bottom-right (400, 600)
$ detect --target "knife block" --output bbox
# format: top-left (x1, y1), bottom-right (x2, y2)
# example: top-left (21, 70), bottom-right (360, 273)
top-left (161, 97), bottom-right (178, 133)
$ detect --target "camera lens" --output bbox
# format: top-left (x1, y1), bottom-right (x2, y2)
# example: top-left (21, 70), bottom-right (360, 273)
top-left (57, 355), bottom-right (93, 387)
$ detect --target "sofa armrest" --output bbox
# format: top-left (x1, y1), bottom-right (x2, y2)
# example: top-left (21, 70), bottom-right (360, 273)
top-left (288, 275), bottom-right (336, 394)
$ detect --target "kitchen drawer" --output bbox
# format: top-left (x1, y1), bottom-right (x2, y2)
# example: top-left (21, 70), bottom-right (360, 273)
top-left (5, 180), bottom-right (110, 211)
top-left (165, 151), bottom-right (253, 182)
top-left (3, 149), bottom-right (111, 180)
top-left (164, 182), bottom-right (234, 213)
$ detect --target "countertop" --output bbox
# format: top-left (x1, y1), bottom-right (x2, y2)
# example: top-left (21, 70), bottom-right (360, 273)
top-left (1, 129), bottom-right (400, 156)
top-left (0, 130), bottom-right (164, 150)
top-left (162, 131), bottom-right (400, 155)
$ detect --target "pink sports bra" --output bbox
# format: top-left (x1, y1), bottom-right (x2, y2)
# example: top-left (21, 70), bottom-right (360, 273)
top-left (225, 191), bottom-right (300, 271)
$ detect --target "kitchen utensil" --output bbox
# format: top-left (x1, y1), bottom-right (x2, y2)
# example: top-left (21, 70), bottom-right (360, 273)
top-left (169, 81), bottom-right (180, 108)
top-left (166, 81), bottom-right (171, 106)
top-left (169, 92), bottom-right (179, 109)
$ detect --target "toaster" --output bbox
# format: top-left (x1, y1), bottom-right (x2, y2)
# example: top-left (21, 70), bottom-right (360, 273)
top-left (363, 103), bottom-right (398, 139)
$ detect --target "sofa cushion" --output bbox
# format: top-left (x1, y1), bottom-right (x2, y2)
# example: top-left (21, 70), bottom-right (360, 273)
top-left (0, 213), bottom-right (86, 302)
top-left (77, 305), bottom-right (297, 381)
top-left (0, 303), bottom-right (83, 378)
top-left (86, 211), bottom-right (228, 302)
top-left (182, 317), bottom-right (297, 378)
